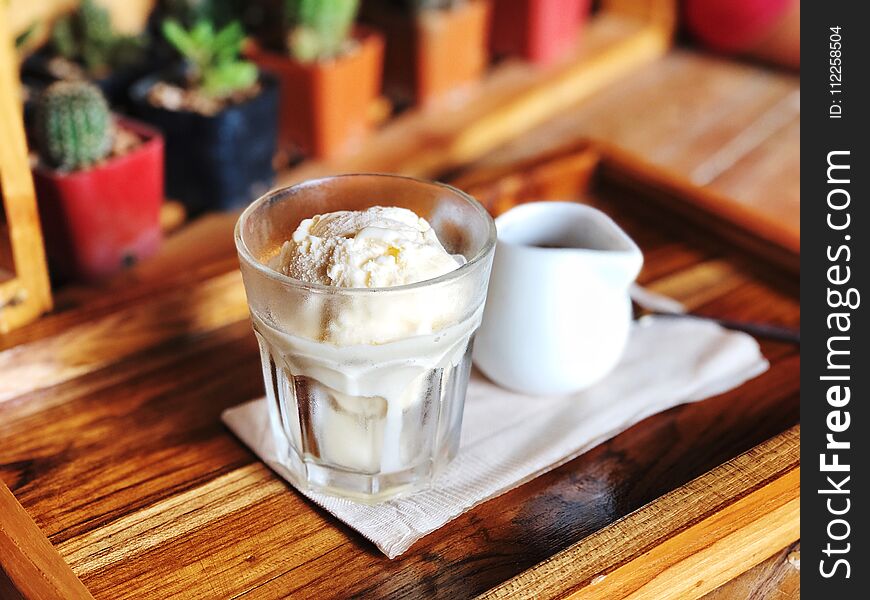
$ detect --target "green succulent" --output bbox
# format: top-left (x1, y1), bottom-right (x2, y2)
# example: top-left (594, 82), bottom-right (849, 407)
top-left (35, 81), bottom-right (114, 171)
top-left (51, 0), bottom-right (147, 77)
top-left (162, 18), bottom-right (258, 98)
top-left (159, 0), bottom-right (240, 28)
top-left (285, 0), bottom-right (359, 62)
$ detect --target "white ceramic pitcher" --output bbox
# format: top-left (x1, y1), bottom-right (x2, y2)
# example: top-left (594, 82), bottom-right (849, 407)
top-left (473, 202), bottom-right (643, 395)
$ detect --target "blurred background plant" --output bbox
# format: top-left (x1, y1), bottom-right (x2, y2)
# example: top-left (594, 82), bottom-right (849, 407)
top-left (156, 0), bottom-right (241, 29)
top-left (161, 17), bottom-right (257, 97)
top-left (50, 0), bottom-right (147, 78)
top-left (285, 0), bottom-right (359, 62)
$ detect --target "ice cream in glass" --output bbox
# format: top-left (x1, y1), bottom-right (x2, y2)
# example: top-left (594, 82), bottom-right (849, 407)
top-left (235, 175), bottom-right (496, 502)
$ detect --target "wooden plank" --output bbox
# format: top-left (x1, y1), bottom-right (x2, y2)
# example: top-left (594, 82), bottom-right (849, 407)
top-left (700, 541), bottom-right (800, 599)
top-left (0, 253), bottom-right (241, 353)
top-left (603, 0), bottom-right (678, 31)
top-left (707, 114), bottom-right (800, 229)
top-left (0, 479), bottom-right (94, 600)
top-left (478, 427), bottom-right (800, 600)
top-left (0, 270), bottom-right (247, 404)
top-left (0, 221), bottom-right (15, 281)
top-left (469, 50), bottom-right (800, 235)
top-left (597, 142), bottom-right (800, 275)
top-left (471, 51), bottom-right (797, 172)
top-left (0, 4), bottom-right (53, 333)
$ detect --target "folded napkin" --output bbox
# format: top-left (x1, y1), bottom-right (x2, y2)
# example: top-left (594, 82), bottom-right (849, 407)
top-left (223, 316), bottom-right (768, 558)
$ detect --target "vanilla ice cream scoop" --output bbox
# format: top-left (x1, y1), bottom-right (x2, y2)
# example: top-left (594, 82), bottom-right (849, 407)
top-left (275, 206), bottom-right (461, 288)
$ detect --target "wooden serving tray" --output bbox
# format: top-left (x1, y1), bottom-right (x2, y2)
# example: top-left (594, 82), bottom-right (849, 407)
top-left (0, 143), bottom-right (798, 599)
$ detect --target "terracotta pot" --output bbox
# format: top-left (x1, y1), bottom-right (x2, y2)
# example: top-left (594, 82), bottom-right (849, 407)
top-left (246, 29), bottom-right (384, 159)
top-left (490, 0), bottom-right (591, 65)
top-left (32, 119), bottom-right (164, 282)
top-left (362, 0), bottom-right (491, 108)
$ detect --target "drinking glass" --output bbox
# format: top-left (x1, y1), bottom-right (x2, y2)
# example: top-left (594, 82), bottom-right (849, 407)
top-left (235, 174), bottom-right (496, 502)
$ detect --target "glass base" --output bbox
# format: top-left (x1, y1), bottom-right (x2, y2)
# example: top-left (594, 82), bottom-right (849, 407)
top-left (254, 322), bottom-right (473, 504)
top-left (277, 441), bottom-right (459, 504)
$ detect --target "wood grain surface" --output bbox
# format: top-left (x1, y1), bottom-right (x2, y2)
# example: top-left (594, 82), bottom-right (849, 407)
top-left (0, 479), bottom-right (93, 600)
top-left (702, 541), bottom-right (800, 599)
top-left (0, 144), bottom-right (799, 598)
top-left (478, 427), bottom-right (799, 599)
top-left (472, 50), bottom-right (800, 235)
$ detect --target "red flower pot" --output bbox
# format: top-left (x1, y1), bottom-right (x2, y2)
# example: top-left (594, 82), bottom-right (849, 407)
top-left (490, 0), bottom-right (592, 65)
top-left (683, 0), bottom-right (793, 52)
top-left (246, 28), bottom-right (384, 159)
top-left (32, 118), bottom-right (164, 282)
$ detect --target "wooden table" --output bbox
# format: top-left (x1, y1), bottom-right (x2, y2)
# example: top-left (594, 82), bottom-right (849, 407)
top-left (472, 49), bottom-right (801, 235)
top-left (1, 46), bottom-right (799, 598)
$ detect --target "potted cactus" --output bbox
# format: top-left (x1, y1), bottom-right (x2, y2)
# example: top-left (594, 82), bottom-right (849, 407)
top-left (361, 0), bottom-right (491, 108)
top-left (21, 0), bottom-right (160, 106)
top-left (31, 81), bottom-right (165, 282)
top-left (129, 18), bottom-right (279, 214)
top-left (489, 0), bottom-right (592, 65)
top-left (245, 0), bottom-right (384, 159)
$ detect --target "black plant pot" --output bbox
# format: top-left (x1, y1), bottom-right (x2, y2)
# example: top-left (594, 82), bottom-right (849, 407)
top-left (129, 73), bottom-right (279, 215)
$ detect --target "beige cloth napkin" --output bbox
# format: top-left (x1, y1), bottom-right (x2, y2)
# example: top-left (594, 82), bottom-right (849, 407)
top-left (222, 316), bottom-right (768, 558)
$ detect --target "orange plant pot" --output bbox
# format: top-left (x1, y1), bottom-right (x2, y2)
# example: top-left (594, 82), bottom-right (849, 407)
top-left (363, 0), bottom-right (491, 108)
top-left (247, 29), bottom-right (384, 160)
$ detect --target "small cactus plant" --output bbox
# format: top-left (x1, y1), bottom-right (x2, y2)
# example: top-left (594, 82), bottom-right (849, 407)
top-left (285, 0), bottom-right (360, 62)
top-left (161, 19), bottom-right (259, 98)
top-left (35, 81), bottom-right (114, 171)
top-left (51, 0), bottom-right (146, 78)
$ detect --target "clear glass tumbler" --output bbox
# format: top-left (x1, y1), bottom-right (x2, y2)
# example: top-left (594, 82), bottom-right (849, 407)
top-left (235, 174), bottom-right (496, 502)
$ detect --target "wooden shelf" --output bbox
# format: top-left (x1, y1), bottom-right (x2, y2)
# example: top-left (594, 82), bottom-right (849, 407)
top-left (275, 9), bottom-right (672, 184)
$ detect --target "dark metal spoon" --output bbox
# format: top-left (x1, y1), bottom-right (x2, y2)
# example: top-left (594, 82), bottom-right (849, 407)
top-left (630, 284), bottom-right (800, 344)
